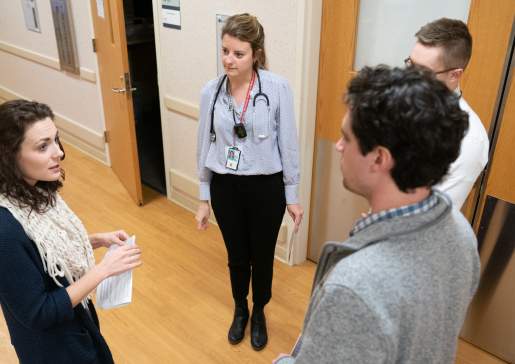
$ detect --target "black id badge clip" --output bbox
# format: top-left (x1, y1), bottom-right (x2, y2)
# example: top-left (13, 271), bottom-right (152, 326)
top-left (234, 124), bottom-right (247, 138)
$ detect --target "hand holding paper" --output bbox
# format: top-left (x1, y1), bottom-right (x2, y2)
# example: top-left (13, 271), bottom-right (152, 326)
top-left (96, 236), bottom-right (141, 310)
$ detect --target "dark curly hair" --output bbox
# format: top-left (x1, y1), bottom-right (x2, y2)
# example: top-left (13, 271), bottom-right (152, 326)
top-left (345, 65), bottom-right (468, 192)
top-left (0, 99), bottom-right (65, 213)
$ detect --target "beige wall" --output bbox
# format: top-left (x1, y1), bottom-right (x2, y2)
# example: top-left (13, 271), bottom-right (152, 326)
top-left (0, 1), bottom-right (107, 163)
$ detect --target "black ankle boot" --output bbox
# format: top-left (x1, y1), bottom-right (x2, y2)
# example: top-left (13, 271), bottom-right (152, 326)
top-left (250, 311), bottom-right (268, 351)
top-left (228, 306), bottom-right (249, 344)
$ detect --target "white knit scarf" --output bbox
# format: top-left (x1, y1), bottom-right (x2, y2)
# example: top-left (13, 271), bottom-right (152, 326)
top-left (0, 192), bottom-right (96, 308)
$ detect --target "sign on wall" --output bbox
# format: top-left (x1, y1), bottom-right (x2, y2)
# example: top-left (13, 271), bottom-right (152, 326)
top-left (162, 0), bottom-right (181, 30)
top-left (21, 0), bottom-right (41, 32)
top-left (50, 0), bottom-right (80, 75)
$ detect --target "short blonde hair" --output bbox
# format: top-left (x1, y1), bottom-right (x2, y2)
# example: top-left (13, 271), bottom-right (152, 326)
top-left (221, 13), bottom-right (268, 71)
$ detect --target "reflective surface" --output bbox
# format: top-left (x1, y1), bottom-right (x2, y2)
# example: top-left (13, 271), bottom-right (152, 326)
top-left (354, 0), bottom-right (471, 70)
top-left (461, 195), bottom-right (515, 362)
top-left (309, 138), bottom-right (370, 262)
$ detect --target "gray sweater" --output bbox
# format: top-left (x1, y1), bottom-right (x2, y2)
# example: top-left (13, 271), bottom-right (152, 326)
top-left (277, 194), bottom-right (480, 364)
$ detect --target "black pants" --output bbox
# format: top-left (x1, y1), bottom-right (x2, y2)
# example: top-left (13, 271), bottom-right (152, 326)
top-left (211, 172), bottom-right (286, 307)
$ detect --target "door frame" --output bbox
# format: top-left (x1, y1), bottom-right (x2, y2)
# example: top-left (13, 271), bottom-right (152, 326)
top-left (88, 0), bottom-right (170, 199)
top-left (151, 0), bottom-right (171, 199)
top-left (289, 0), bottom-right (324, 265)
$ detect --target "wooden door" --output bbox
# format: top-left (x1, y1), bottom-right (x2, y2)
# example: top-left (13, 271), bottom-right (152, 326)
top-left (460, 0), bottom-right (515, 220)
top-left (307, 0), bottom-right (513, 261)
top-left (90, 0), bottom-right (143, 205)
top-left (307, 0), bottom-right (360, 261)
top-left (472, 12), bottom-right (515, 231)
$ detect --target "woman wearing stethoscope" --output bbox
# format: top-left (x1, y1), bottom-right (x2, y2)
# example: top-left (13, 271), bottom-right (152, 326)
top-left (195, 13), bottom-right (303, 351)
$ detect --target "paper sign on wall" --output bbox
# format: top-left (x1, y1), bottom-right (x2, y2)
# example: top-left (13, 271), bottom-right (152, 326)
top-left (162, 0), bottom-right (180, 30)
top-left (21, 0), bottom-right (41, 32)
top-left (96, 0), bottom-right (104, 18)
top-left (162, 0), bottom-right (180, 7)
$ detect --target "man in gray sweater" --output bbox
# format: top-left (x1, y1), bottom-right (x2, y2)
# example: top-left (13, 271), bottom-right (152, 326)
top-left (273, 66), bottom-right (480, 364)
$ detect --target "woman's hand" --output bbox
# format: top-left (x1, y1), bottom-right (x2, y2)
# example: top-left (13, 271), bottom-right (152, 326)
top-left (287, 203), bottom-right (304, 234)
top-left (99, 244), bottom-right (143, 278)
top-left (89, 230), bottom-right (129, 249)
top-left (66, 244), bottom-right (142, 307)
top-left (196, 201), bottom-right (210, 230)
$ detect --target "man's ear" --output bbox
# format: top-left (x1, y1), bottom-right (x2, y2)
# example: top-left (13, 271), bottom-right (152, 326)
top-left (371, 146), bottom-right (393, 172)
top-left (450, 68), bottom-right (464, 83)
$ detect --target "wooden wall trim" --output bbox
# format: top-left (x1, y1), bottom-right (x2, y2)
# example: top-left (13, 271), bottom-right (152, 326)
top-left (164, 95), bottom-right (199, 120)
top-left (0, 41), bottom-right (97, 83)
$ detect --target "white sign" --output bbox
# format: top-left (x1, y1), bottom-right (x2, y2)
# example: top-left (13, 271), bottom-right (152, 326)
top-left (163, 9), bottom-right (181, 27)
top-left (21, 0), bottom-right (41, 32)
top-left (96, 0), bottom-right (104, 18)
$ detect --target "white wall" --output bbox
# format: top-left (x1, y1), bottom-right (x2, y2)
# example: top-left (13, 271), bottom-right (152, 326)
top-left (0, 1), bottom-right (107, 163)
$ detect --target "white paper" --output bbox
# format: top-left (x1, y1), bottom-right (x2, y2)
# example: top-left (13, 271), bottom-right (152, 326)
top-left (95, 236), bottom-right (135, 310)
top-left (96, 0), bottom-right (104, 18)
top-left (287, 219), bottom-right (297, 264)
top-left (162, 9), bottom-right (181, 26)
top-left (21, 0), bottom-right (40, 32)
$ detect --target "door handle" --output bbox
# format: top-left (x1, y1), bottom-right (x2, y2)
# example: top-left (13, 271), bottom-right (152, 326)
top-left (111, 87), bottom-right (125, 93)
top-left (131, 88), bottom-right (137, 91)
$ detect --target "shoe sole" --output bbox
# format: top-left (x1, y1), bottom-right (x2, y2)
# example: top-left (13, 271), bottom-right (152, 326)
top-left (251, 341), bottom-right (268, 351)
top-left (228, 335), bottom-right (245, 345)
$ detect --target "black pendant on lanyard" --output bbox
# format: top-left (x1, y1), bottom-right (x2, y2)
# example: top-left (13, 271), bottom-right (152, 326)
top-left (228, 79), bottom-right (248, 139)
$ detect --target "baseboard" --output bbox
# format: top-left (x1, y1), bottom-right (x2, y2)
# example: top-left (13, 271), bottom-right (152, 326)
top-left (275, 244), bottom-right (288, 263)
top-left (169, 188), bottom-right (218, 226)
top-left (0, 85), bottom-right (107, 164)
top-left (0, 41), bottom-right (96, 82)
top-left (59, 130), bottom-right (107, 164)
top-left (164, 95), bottom-right (199, 120)
top-left (53, 114), bottom-right (105, 150)
top-left (169, 168), bottom-right (288, 246)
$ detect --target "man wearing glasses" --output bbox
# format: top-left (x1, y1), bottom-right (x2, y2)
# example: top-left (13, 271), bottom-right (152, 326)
top-left (405, 18), bottom-right (489, 211)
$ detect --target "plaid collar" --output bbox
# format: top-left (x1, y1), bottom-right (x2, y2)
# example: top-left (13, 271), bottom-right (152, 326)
top-left (350, 193), bottom-right (439, 237)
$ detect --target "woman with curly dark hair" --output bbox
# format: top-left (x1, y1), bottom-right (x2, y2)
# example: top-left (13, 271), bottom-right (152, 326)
top-left (0, 99), bottom-right (143, 364)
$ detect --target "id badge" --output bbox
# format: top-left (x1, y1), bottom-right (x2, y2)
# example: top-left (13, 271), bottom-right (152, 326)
top-left (225, 147), bottom-right (241, 171)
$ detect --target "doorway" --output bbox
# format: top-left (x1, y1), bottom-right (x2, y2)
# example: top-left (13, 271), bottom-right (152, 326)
top-left (123, 0), bottom-right (166, 195)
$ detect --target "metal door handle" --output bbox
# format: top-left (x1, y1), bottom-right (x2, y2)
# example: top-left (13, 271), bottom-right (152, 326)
top-left (131, 88), bottom-right (137, 91)
top-left (111, 87), bottom-right (125, 93)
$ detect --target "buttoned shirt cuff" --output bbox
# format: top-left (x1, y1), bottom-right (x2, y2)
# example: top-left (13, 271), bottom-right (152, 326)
top-left (199, 182), bottom-right (211, 201)
top-left (285, 184), bottom-right (298, 205)
top-left (275, 356), bottom-right (295, 364)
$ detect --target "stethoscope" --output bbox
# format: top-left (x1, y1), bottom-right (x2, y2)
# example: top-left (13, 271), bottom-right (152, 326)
top-left (210, 71), bottom-right (271, 142)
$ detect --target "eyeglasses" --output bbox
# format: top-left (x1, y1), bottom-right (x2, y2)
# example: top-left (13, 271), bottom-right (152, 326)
top-left (404, 56), bottom-right (460, 75)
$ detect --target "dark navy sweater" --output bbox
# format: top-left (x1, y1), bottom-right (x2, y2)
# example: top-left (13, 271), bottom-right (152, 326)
top-left (0, 207), bottom-right (114, 364)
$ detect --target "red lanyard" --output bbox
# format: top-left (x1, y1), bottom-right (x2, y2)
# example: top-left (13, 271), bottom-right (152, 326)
top-left (229, 70), bottom-right (256, 124)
